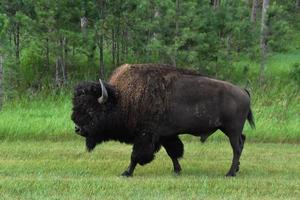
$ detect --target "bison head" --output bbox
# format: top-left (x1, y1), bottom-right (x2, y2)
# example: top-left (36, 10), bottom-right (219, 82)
top-left (71, 79), bottom-right (115, 151)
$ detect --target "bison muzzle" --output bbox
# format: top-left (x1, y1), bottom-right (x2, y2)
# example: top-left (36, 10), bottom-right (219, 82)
top-left (71, 64), bottom-right (255, 177)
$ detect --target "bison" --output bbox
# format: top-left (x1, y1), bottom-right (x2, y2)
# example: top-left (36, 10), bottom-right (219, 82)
top-left (71, 64), bottom-right (255, 177)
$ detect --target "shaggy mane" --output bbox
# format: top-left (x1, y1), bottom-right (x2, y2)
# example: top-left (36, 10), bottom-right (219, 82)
top-left (109, 64), bottom-right (203, 83)
top-left (108, 64), bottom-right (203, 130)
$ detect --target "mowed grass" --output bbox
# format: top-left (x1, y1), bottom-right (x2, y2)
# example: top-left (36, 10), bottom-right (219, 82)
top-left (0, 140), bottom-right (299, 199)
top-left (0, 52), bottom-right (299, 199)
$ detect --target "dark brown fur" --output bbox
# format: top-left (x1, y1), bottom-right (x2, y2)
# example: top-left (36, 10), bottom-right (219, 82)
top-left (109, 64), bottom-right (203, 130)
top-left (71, 64), bottom-right (255, 177)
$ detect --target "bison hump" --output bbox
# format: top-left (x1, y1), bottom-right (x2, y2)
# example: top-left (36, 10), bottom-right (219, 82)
top-left (109, 64), bottom-right (200, 129)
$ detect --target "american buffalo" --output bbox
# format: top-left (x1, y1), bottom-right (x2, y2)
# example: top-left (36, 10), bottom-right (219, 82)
top-left (71, 64), bottom-right (255, 177)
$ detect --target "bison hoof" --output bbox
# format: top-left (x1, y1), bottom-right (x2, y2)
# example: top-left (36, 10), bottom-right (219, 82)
top-left (174, 167), bottom-right (181, 175)
top-left (121, 171), bottom-right (132, 177)
top-left (235, 166), bottom-right (240, 173)
top-left (174, 170), bottom-right (181, 176)
top-left (225, 172), bottom-right (236, 177)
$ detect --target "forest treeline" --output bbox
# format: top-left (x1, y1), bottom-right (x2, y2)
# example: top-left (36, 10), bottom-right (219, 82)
top-left (0, 0), bottom-right (299, 94)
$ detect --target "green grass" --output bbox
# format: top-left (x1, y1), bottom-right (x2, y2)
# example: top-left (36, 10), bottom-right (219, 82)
top-left (0, 40), bottom-right (299, 200)
top-left (0, 140), bottom-right (299, 199)
top-left (247, 83), bottom-right (300, 143)
top-left (0, 94), bottom-right (75, 140)
top-left (231, 49), bottom-right (300, 82)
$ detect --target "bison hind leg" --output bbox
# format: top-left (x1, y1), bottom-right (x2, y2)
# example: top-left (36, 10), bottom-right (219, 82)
top-left (220, 124), bottom-right (245, 177)
top-left (235, 133), bottom-right (246, 173)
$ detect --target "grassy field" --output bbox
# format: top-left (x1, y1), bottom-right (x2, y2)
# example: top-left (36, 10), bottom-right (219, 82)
top-left (0, 50), bottom-right (299, 199)
top-left (0, 140), bottom-right (299, 199)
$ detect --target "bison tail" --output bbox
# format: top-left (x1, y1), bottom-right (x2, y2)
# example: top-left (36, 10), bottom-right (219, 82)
top-left (247, 107), bottom-right (256, 129)
top-left (244, 88), bottom-right (255, 129)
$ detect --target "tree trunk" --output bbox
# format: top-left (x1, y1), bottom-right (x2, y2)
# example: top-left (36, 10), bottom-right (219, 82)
top-left (116, 29), bottom-right (120, 66)
top-left (297, 0), bottom-right (300, 9)
top-left (99, 34), bottom-right (104, 78)
top-left (175, 0), bottom-right (180, 37)
top-left (212, 0), bottom-right (220, 9)
top-left (9, 30), bottom-right (12, 45)
top-left (16, 23), bottom-right (20, 64)
top-left (55, 57), bottom-right (62, 88)
top-left (260, 0), bottom-right (269, 83)
top-left (112, 28), bottom-right (116, 67)
top-left (124, 28), bottom-right (128, 59)
top-left (0, 54), bottom-right (3, 110)
top-left (14, 23), bottom-right (20, 64)
top-left (116, 2), bottom-right (121, 67)
top-left (55, 37), bottom-right (67, 87)
top-left (81, 0), bottom-right (88, 42)
top-left (45, 37), bottom-right (50, 70)
top-left (251, 0), bottom-right (259, 22)
top-left (61, 37), bottom-right (67, 84)
top-left (145, 0), bottom-right (155, 63)
top-left (81, 16), bottom-right (88, 41)
top-left (122, 29), bottom-right (127, 61)
top-left (173, 0), bottom-right (180, 67)
top-left (98, 0), bottom-right (106, 78)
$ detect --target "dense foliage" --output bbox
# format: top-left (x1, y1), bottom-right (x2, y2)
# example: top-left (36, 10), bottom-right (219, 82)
top-left (0, 0), bottom-right (299, 93)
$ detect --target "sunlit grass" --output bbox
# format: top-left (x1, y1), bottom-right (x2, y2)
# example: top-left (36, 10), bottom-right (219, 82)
top-left (0, 140), bottom-right (299, 199)
top-left (231, 49), bottom-right (300, 82)
top-left (0, 51), bottom-right (299, 199)
top-left (0, 94), bottom-right (74, 140)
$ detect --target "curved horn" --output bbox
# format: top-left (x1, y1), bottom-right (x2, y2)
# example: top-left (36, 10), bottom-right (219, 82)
top-left (98, 79), bottom-right (108, 104)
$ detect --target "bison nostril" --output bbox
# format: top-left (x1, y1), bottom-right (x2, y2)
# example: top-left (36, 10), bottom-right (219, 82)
top-left (75, 125), bottom-right (87, 137)
top-left (75, 126), bottom-right (81, 133)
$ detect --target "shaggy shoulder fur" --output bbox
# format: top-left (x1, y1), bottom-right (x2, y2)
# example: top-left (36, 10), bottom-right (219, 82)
top-left (108, 64), bottom-right (203, 130)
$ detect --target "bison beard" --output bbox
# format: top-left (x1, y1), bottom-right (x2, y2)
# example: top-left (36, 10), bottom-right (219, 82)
top-left (71, 64), bottom-right (255, 177)
top-left (86, 137), bottom-right (97, 152)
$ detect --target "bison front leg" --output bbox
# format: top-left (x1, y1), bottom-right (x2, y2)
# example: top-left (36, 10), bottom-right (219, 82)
top-left (121, 132), bottom-right (160, 177)
top-left (121, 160), bottom-right (137, 177)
